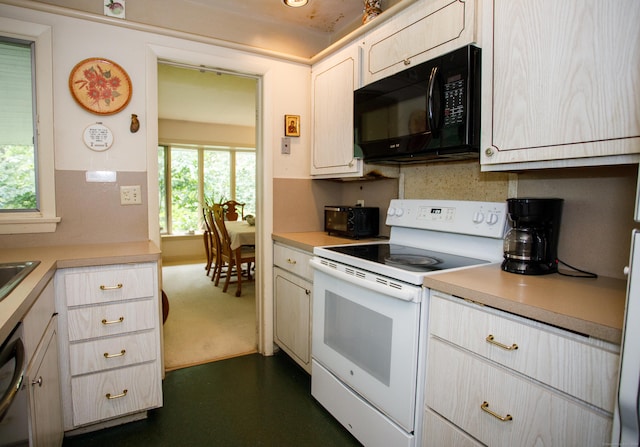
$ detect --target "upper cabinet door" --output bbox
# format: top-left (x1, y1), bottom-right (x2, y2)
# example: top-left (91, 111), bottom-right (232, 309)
top-left (311, 44), bottom-right (363, 178)
top-left (363, 0), bottom-right (477, 86)
top-left (481, 0), bottom-right (640, 170)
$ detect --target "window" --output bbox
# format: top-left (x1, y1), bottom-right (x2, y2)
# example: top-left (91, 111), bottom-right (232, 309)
top-left (159, 144), bottom-right (256, 235)
top-left (0, 18), bottom-right (57, 233)
top-left (0, 38), bottom-right (37, 210)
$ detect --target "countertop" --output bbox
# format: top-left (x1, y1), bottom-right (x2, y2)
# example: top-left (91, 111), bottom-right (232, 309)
top-left (423, 264), bottom-right (626, 345)
top-left (272, 231), bottom-right (385, 253)
top-left (0, 241), bottom-right (161, 343)
top-left (273, 232), bottom-right (627, 345)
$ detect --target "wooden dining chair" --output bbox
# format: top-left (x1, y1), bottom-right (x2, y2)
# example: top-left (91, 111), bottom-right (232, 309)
top-left (202, 206), bottom-right (214, 275)
top-left (221, 200), bottom-right (245, 221)
top-left (204, 206), bottom-right (225, 281)
top-left (212, 203), bottom-right (255, 297)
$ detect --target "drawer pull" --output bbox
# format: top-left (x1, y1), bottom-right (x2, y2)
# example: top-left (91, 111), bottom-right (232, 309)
top-left (481, 401), bottom-right (513, 422)
top-left (486, 334), bottom-right (518, 351)
top-left (102, 316), bottom-right (125, 325)
top-left (105, 389), bottom-right (128, 400)
top-left (31, 376), bottom-right (43, 387)
top-left (286, 258), bottom-right (297, 265)
top-left (100, 283), bottom-right (123, 291)
top-left (104, 349), bottom-right (126, 358)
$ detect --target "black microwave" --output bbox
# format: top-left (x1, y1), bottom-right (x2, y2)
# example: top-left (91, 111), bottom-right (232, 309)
top-left (354, 45), bottom-right (481, 164)
top-left (324, 206), bottom-right (379, 239)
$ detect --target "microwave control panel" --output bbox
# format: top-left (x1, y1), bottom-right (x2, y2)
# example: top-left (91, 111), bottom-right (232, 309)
top-left (443, 75), bottom-right (465, 127)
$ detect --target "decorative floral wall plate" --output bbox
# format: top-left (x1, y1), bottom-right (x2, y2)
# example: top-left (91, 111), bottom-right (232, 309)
top-left (69, 58), bottom-right (132, 115)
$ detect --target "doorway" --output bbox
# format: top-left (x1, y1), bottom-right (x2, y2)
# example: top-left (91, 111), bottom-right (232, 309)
top-left (157, 60), bottom-right (259, 369)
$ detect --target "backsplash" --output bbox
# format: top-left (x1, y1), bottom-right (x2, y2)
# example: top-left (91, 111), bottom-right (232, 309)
top-left (0, 171), bottom-right (149, 248)
top-left (274, 160), bottom-right (637, 280)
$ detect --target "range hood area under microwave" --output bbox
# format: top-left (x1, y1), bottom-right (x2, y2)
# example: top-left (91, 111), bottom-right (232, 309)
top-left (354, 45), bottom-right (481, 164)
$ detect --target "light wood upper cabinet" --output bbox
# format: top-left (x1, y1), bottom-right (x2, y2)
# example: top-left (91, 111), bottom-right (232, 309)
top-left (481, 0), bottom-right (640, 170)
top-left (311, 43), bottom-right (363, 178)
top-left (364, 0), bottom-right (477, 85)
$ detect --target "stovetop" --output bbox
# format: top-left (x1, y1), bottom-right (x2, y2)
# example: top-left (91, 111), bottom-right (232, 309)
top-left (325, 243), bottom-right (489, 273)
top-left (313, 199), bottom-right (509, 286)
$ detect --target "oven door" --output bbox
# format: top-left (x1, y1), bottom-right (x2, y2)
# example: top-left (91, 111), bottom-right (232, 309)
top-left (311, 265), bottom-right (423, 432)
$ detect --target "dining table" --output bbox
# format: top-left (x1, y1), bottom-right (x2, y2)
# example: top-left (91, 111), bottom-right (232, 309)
top-left (224, 220), bottom-right (256, 296)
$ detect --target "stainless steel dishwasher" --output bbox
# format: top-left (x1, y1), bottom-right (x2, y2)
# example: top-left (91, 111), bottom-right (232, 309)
top-left (0, 323), bottom-right (28, 446)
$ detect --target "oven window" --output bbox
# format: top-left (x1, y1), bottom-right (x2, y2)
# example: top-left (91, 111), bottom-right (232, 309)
top-left (324, 291), bottom-right (392, 386)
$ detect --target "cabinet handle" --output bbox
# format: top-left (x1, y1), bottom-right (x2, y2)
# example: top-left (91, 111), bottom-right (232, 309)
top-left (105, 389), bottom-right (128, 400)
top-left (104, 349), bottom-right (126, 358)
top-left (481, 401), bottom-right (513, 422)
top-left (305, 289), bottom-right (311, 295)
top-left (100, 283), bottom-right (123, 291)
top-left (486, 334), bottom-right (518, 351)
top-left (102, 316), bottom-right (125, 325)
top-left (403, 58), bottom-right (411, 66)
top-left (286, 258), bottom-right (297, 265)
top-left (484, 147), bottom-right (494, 157)
top-left (31, 376), bottom-right (43, 387)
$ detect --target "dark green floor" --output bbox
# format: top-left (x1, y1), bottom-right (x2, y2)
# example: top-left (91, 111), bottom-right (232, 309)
top-left (62, 352), bottom-right (362, 446)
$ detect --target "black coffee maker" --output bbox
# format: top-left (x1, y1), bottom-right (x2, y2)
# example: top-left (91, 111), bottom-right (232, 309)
top-left (501, 198), bottom-right (564, 275)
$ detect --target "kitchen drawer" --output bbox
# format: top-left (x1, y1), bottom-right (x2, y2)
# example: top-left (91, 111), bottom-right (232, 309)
top-left (423, 408), bottom-right (482, 447)
top-left (429, 292), bottom-right (619, 412)
top-left (69, 330), bottom-right (157, 376)
top-left (71, 362), bottom-right (162, 427)
top-left (425, 337), bottom-right (612, 447)
top-left (274, 243), bottom-right (313, 280)
top-left (67, 299), bottom-right (156, 342)
top-left (64, 264), bottom-right (155, 306)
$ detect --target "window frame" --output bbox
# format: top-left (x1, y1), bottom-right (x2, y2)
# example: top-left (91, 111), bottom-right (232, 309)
top-left (159, 143), bottom-right (256, 236)
top-left (0, 18), bottom-right (58, 234)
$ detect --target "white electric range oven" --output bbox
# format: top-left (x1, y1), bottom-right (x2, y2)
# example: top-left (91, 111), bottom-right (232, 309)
top-left (310, 199), bottom-right (508, 447)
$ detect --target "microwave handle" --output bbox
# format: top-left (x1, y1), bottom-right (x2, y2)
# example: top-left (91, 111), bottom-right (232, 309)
top-left (427, 66), bottom-right (441, 134)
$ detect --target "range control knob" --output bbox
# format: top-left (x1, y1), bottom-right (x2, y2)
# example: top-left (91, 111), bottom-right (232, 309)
top-left (387, 207), bottom-right (396, 216)
top-left (486, 212), bottom-right (499, 225)
top-left (395, 208), bottom-right (404, 217)
top-left (472, 211), bottom-right (485, 224)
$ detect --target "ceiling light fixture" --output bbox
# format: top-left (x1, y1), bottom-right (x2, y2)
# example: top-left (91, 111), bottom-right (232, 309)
top-left (282, 0), bottom-right (308, 7)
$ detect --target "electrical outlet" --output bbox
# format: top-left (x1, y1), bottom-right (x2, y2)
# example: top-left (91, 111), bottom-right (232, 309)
top-left (120, 185), bottom-right (142, 205)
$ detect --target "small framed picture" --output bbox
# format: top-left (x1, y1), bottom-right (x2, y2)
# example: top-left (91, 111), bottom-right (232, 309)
top-left (285, 115), bottom-right (300, 137)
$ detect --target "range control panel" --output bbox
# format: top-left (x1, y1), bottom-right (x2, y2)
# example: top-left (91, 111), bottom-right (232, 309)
top-left (386, 199), bottom-right (508, 239)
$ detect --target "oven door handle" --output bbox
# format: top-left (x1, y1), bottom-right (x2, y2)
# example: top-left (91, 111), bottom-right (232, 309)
top-left (310, 259), bottom-right (421, 303)
top-left (0, 338), bottom-right (26, 422)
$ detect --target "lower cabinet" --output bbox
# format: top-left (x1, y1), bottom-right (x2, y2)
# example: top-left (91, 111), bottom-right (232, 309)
top-left (423, 291), bottom-right (619, 447)
top-left (55, 262), bottom-right (162, 432)
top-left (22, 277), bottom-right (64, 446)
top-left (273, 242), bottom-right (313, 373)
top-left (27, 315), bottom-right (63, 447)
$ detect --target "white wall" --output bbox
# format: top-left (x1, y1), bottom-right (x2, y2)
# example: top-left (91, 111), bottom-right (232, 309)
top-left (0, 2), bottom-right (313, 355)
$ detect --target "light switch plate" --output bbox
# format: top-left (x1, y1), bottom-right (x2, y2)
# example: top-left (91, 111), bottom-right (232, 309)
top-left (281, 137), bottom-right (291, 154)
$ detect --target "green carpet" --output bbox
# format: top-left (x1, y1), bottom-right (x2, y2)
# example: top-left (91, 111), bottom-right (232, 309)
top-left (62, 353), bottom-right (362, 447)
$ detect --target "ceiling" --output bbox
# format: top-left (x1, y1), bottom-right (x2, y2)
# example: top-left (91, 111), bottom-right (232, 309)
top-left (185, 0), bottom-right (367, 34)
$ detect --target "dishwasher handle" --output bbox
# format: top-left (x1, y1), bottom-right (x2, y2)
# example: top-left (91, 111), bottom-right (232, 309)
top-left (0, 338), bottom-right (26, 422)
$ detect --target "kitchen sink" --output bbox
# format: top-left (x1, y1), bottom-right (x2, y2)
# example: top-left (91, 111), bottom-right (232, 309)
top-left (0, 261), bottom-right (40, 302)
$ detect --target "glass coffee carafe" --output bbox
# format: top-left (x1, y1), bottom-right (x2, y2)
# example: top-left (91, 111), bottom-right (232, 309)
top-left (501, 198), bottom-right (564, 275)
top-left (503, 227), bottom-right (547, 263)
